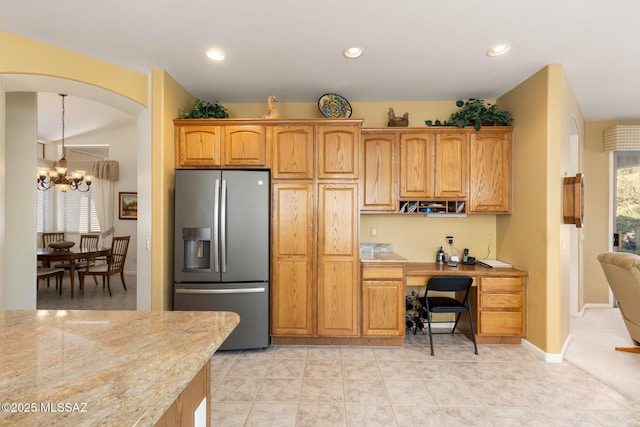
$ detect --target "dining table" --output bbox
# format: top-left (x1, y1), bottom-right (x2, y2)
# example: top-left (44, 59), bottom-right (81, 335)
top-left (37, 247), bottom-right (111, 298)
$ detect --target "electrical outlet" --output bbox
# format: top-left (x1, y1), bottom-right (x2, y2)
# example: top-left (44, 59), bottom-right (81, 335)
top-left (446, 235), bottom-right (454, 245)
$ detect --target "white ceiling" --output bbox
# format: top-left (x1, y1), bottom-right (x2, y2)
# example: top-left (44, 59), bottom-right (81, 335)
top-left (3, 0), bottom-right (640, 140)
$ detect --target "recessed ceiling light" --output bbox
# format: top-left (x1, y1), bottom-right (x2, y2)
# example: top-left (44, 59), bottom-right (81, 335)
top-left (487, 44), bottom-right (510, 57)
top-left (206, 49), bottom-right (225, 61)
top-left (344, 46), bottom-right (363, 59)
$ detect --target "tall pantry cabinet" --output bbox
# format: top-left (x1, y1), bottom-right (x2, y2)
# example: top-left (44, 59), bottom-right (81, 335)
top-left (270, 121), bottom-right (361, 342)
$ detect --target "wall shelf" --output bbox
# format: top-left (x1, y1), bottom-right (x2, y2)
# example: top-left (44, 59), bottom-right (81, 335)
top-left (399, 200), bottom-right (466, 216)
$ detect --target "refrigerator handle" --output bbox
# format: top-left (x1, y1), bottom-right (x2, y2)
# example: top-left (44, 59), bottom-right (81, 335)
top-left (213, 178), bottom-right (220, 273)
top-left (221, 179), bottom-right (227, 273)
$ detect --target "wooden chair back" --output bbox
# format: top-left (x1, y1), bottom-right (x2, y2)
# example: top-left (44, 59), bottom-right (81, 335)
top-left (79, 234), bottom-right (100, 251)
top-left (108, 236), bottom-right (130, 274)
top-left (42, 232), bottom-right (65, 247)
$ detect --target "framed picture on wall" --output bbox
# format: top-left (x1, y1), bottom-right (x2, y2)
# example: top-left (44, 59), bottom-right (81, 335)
top-left (119, 192), bottom-right (138, 220)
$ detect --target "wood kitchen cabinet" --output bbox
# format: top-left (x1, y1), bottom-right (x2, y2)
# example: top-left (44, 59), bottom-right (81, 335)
top-left (317, 183), bottom-right (359, 336)
top-left (361, 263), bottom-right (405, 337)
top-left (399, 133), bottom-right (434, 198)
top-left (223, 125), bottom-right (267, 166)
top-left (175, 124), bottom-right (222, 167)
top-left (317, 124), bottom-right (360, 179)
top-left (360, 131), bottom-right (398, 211)
top-left (477, 276), bottom-right (524, 342)
top-left (434, 132), bottom-right (468, 198)
top-left (271, 182), bottom-right (314, 336)
top-left (174, 120), bottom-right (266, 168)
top-left (469, 130), bottom-right (512, 213)
top-left (270, 125), bottom-right (314, 179)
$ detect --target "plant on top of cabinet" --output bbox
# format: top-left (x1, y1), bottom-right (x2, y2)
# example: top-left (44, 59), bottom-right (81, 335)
top-left (178, 98), bottom-right (229, 119)
top-left (425, 99), bottom-right (513, 131)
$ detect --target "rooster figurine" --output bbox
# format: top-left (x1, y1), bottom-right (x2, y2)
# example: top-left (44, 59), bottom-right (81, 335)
top-left (261, 95), bottom-right (278, 119)
top-left (387, 107), bottom-right (409, 127)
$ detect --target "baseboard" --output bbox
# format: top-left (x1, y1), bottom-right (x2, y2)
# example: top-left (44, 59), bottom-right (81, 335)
top-left (521, 336), bottom-right (569, 363)
top-left (584, 303), bottom-right (614, 309)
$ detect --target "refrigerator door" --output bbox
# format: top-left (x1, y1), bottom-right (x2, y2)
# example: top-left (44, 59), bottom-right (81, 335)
top-left (220, 170), bottom-right (270, 283)
top-left (175, 169), bottom-right (222, 283)
top-left (174, 282), bottom-right (269, 350)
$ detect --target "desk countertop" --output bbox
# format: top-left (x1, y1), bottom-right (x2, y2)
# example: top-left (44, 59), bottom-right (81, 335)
top-left (404, 262), bottom-right (529, 277)
top-left (0, 310), bottom-right (239, 426)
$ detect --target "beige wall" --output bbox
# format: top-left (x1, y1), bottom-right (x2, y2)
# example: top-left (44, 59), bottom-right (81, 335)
top-left (150, 70), bottom-right (194, 310)
top-left (498, 65), bottom-right (585, 355)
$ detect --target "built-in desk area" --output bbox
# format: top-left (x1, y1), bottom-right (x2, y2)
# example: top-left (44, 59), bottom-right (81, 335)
top-left (404, 262), bottom-right (528, 344)
top-left (361, 249), bottom-right (528, 345)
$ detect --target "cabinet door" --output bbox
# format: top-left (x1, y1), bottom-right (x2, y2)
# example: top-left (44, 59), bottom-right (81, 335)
top-left (361, 133), bottom-right (398, 211)
top-left (435, 133), bottom-right (468, 198)
top-left (400, 133), bottom-right (434, 198)
top-left (317, 125), bottom-right (360, 179)
top-left (317, 183), bottom-right (359, 336)
top-left (271, 125), bottom-right (314, 179)
top-left (469, 131), bottom-right (512, 213)
top-left (223, 125), bottom-right (267, 166)
top-left (271, 182), bottom-right (314, 336)
top-left (362, 280), bottom-right (404, 336)
top-left (176, 125), bottom-right (221, 167)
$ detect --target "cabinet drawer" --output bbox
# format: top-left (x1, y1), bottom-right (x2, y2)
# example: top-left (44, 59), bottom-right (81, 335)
top-left (479, 311), bottom-right (523, 336)
top-left (362, 264), bottom-right (404, 280)
top-left (480, 277), bottom-right (522, 293)
top-left (481, 293), bottom-right (522, 309)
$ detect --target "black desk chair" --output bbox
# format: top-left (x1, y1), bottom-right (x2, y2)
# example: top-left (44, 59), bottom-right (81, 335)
top-left (419, 275), bottom-right (478, 356)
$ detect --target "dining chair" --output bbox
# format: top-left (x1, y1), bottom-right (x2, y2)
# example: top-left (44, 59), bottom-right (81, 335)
top-left (37, 267), bottom-right (65, 294)
top-left (419, 275), bottom-right (478, 356)
top-left (79, 236), bottom-right (130, 296)
top-left (40, 232), bottom-right (66, 268)
top-left (55, 234), bottom-right (100, 281)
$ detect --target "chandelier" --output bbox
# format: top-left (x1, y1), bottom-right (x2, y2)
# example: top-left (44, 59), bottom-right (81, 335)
top-left (37, 94), bottom-right (92, 192)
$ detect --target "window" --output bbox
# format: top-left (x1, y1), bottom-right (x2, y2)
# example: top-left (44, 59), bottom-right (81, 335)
top-left (614, 151), bottom-right (640, 254)
top-left (36, 188), bottom-right (53, 233)
top-left (56, 189), bottom-right (101, 233)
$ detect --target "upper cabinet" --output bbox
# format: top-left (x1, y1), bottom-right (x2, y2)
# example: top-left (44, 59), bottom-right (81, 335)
top-left (361, 127), bottom-right (513, 215)
top-left (223, 125), bottom-right (267, 166)
top-left (434, 132), bottom-right (468, 198)
top-left (271, 125), bottom-right (314, 179)
top-left (317, 125), bottom-right (360, 179)
top-left (361, 131), bottom-right (398, 211)
top-left (468, 130), bottom-right (512, 214)
top-left (175, 125), bottom-right (222, 167)
top-left (399, 133), bottom-right (434, 198)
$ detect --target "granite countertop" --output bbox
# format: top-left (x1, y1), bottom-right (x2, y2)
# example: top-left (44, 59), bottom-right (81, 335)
top-left (0, 310), bottom-right (239, 426)
top-left (360, 243), bottom-right (407, 263)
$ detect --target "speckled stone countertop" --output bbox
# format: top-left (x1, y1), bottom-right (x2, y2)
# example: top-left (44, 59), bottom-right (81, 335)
top-left (0, 310), bottom-right (239, 426)
top-left (360, 243), bottom-right (407, 262)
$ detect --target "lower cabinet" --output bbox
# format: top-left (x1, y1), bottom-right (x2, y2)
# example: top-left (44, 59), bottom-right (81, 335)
top-left (361, 263), bottom-right (405, 337)
top-left (476, 276), bottom-right (525, 343)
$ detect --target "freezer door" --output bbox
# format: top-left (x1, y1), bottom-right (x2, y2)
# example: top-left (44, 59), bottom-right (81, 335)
top-left (174, 283), bottom-right (269, 350)
top-left (220, 170), bottom-right (270, 283)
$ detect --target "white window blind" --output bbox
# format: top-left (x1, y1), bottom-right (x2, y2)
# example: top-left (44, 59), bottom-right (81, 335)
top-left (36, 189), bottom-right (53, 233)
top-left (56, 189), bottom-right (101, 233)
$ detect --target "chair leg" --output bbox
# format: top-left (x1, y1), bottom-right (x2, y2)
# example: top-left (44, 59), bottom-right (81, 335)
top-left (120, 271), bottom-right (127, 291)
top-left (467, 306), bottom-right (479, 355)
top-left (106, 275), bottom-right (112, 296)
top-left (426, 312), bottom-right (435, 356)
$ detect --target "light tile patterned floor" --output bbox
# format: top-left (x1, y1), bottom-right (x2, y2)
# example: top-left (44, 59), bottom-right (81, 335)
top-left (36, 277), bottom-right (640, 426)
top-left (210, 333), bottom-right (640, 427)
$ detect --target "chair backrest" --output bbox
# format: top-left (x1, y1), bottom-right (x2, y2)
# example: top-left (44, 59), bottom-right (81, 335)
top-left (598, 252), bottom-right (640, 344)
top-left (108, 236), bottom-right (130, 273)
top-left (426, 275), bottom-right (474, 293)
top-left (42, 232), bottom-right (65, 247)
top-left (79, 234), bottom-right (100, 251)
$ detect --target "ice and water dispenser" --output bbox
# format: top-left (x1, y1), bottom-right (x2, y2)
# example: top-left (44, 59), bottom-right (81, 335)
top-left (181, 227), bottom-right (211, 271)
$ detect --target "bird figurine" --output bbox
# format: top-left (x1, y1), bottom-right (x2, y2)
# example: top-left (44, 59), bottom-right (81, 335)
top-left (261, 95), bottom-right (279, 119)
top-left (387, 107), bottom-right (409, 127)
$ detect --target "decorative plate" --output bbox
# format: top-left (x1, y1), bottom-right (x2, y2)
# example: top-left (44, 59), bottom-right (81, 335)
top-left (49, 241), bottom-right (75, 251)
top-left (318, 93), bottom-right (352, 118)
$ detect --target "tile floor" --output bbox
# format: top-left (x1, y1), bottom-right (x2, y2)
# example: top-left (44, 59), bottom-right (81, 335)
top-left (36, 276), bottom-right (640, 426)
top-left (211, 334), bottom-right (640, 426)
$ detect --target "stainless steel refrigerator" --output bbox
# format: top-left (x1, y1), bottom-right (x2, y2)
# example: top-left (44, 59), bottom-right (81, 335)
top-left (174, 169), bottom-right (270, 350)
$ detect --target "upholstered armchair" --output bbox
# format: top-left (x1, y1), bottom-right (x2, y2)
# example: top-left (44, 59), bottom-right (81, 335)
top-left (598, 252), bottom-right (640, 353)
